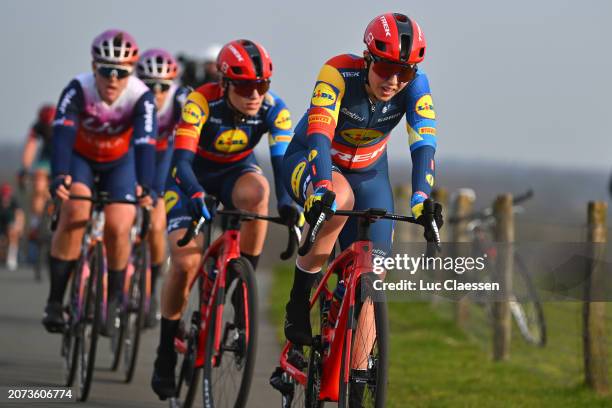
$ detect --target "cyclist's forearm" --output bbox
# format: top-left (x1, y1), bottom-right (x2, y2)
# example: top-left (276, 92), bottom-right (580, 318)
top-left (306, 132), bottom-right (333, 189)
top-left (410, 145), bottom-right (436, 214)
top-left (51, 125), bottom-right (77, 177)
top-left (171, 148), bottom-right (204, 197)
top-left (134, 142), bottom-right (156, 189)
top-left (271, 154), bottom-right (292, 207)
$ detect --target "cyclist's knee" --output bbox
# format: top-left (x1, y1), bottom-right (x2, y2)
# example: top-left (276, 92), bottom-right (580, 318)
top-left (233, 173), bottom-right (269, 210)
top-left (60, 201), bottom-right (89, 230)
top-left (331, 173), bottom-right (354, 211)
top-left (169, 255), bottom-right (200, 281)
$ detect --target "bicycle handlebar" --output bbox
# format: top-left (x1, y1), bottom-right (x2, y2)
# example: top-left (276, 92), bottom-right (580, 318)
top-left (176, 209), bottom-right (301, 260)
top-left (298, 197), bottom-right (441, 257)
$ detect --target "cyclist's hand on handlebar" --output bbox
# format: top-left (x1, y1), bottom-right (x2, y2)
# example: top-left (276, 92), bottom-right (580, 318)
top-left (188, 191), bottom-right (212, 221)
top-left (278, 204), bottom-right (304, 228)
top-left (50, 175), bottom-right (72, 201)
top-left (304, 186), bottom-right (336, 225)
top-left (136, 184), bottom-right (155, 208)
top-left (416, 199), bottom-right (443, 243)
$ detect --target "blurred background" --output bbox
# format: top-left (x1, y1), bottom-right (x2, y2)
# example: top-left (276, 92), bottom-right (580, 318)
top-left (1, 1), bottom-right (612, 407)
top-left (1, 0), bottom-right (611, 223)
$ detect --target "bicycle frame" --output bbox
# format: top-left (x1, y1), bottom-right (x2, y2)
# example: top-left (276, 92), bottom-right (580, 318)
top-left (175, 222), bottom-right (242, 369)
top-left (280, 238), bottom-right (375, 402)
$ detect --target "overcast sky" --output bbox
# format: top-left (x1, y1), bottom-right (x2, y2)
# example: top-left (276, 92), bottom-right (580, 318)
top-left (1, 0), bottom-right (610, 170)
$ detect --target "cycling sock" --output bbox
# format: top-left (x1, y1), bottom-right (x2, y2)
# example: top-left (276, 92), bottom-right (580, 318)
top-left (151, 263), bottom-right (162, 295)
top-left (107, 268), bottom-right (125, 303)
top-left (290, 264), bottom-right (320, 303)
top-left (240, 252), bottom-right (260, 270)
top-left (48, 256), bottom-right (76, 304)
top-left (159, 317), bottom-right (180, 355)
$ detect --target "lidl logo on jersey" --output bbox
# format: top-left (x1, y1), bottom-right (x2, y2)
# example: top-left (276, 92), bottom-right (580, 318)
top-left (214, 129), bottom-right (249, 153)
top-left (340, 128), bottom-right (384, 146)
top-left (182, 102), bottom-right (202, 125)
top-left (274, 109), bottom-right (292, 130)
top-left (291, 161), bottom-right (307, 197)
top-left (415, 94), bottom-right (435, 119)
top-left (164, 190), bottom-right (179, 213)
top-left (311, 82), bottom-right (338, 108)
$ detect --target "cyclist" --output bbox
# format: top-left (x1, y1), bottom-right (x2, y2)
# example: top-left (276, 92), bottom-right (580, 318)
top-left (151, 39), bottom-right (298, 400)
top-left (136, 48), bottom-right (190, 327)
top-left (0, 183), bottom-right (24, 270)
top-left (18, 104), bottom-right (55, 240)
top-left (281, 13), bottom-right (442, 347)
top-left (177, 44), bottom-right (221, 88)
top-left (42, 29), bottom-right (157, 334)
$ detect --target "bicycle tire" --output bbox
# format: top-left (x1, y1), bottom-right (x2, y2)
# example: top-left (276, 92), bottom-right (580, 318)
top-left (338, 273), bottom-right (388, 408)
top-left (510, 253), bottom-right (547, 347)
top-left (174, 274), bottom-right (204, 408)
top-left (77, 242), bottom-right (104, 401)
top-left (202, 257), bottom-right (258, 408)
top-left (63, 260), bottom-right (82, 387)
top-left (123, 241), bottom-right (148, 382)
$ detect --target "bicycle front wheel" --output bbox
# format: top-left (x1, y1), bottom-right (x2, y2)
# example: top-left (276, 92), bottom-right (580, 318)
top-left (338, 273), bottom-right (388, 408)
top-left (202, 257), bottom-right (258, 408)
top-left (76, 242), bottom-right (104, 401)
top-left (123, 241), bottom-right (148, 382)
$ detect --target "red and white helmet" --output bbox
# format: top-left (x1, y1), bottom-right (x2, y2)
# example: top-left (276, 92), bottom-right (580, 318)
top-left (137, 49), bottom-right (179, 81)
top-left (217, 39), bottom-right (273, 81)
top-left (364, 13), bottom-right (426, 65)
top-left (91, 29), bottom-right (139, 65)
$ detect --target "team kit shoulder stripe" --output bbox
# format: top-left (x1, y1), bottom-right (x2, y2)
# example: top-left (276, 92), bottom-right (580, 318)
top-left (325, 53), bottom-right (364, 70)
top-left (306, 62), bottom-right (346, 138)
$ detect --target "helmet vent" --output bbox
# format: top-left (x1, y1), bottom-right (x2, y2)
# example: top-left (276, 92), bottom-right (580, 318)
top-left (399, 34), bottom-right (411, 61)
top-left (231, 66), bottom-right (244, 75)
top-left (394, 13), bottom-right (409, 23)
top-left (419, 47), bottom-right (425, 58)
top-left (375, 40), bottom-right (387, 53)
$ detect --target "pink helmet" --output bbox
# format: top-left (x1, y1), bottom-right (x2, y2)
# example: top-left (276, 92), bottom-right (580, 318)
top-left (91, 29), bottom-right (139, 65)
top-left (136, 49), bottom-right (179, 81)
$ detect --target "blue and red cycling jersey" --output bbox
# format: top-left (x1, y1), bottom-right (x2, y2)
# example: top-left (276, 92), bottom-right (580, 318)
top-left (170, 82), bottom-right (293, 207)
top-left (51, 73), bottom-right (157, 190)
top-left (292, 53), bottom-right (437, 217)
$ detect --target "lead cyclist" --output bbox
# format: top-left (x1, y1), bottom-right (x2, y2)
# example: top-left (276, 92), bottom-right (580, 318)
top-left (280, 12), bottom-right (443, 352)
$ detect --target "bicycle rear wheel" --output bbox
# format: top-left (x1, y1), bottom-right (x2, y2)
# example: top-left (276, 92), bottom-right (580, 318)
top-left (202, 257), bottom-right (258, 408)
top-left (510, 253), bottom-right (546, 346)
top-left (338, 273), bottom-right (388, 408)
top-left (76, 242), bottom-right (104, 401)
top-left (122, 242), bottom-right (148, 382)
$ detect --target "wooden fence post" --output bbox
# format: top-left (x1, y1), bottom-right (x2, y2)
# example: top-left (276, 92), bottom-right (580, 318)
top-left (452, 189), bottom-right (475, 328)
top-left (492, 193), bottom-right (514, 361)
top-left (583, 201), bottom-right (608, 394)
top-left (393, 184), bottom-right (415, 243)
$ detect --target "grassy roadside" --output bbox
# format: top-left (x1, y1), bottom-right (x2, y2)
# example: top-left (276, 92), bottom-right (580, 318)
top-left (269, 264), bottom-right (612, 407)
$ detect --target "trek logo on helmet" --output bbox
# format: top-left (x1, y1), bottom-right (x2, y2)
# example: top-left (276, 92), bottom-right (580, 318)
top-left (380, 15), bottom-right (392, 37)
top-left (228, 45), bottom-right (244, 62)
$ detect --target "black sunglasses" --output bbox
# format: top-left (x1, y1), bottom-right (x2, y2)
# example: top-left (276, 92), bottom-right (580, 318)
top-left (96, 64), bottom-right (133, 79)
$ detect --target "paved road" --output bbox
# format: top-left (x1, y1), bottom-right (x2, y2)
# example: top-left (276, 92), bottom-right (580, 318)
top-left (0, 265), bottom-right (282, 407)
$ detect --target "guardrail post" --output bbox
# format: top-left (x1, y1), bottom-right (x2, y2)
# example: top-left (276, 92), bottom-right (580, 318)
top-left (452, 189), bottom-right (474, 328)
top-left (492, 193), bottom-right (513, 361)
top-left (583, 201), bottom-right (608, 394)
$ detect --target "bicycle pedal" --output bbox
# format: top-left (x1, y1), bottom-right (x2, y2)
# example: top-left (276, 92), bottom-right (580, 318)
top-left (287, 346), bottom-right (307, 370)
top-left (269, 367), bottom-right (294, 395)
